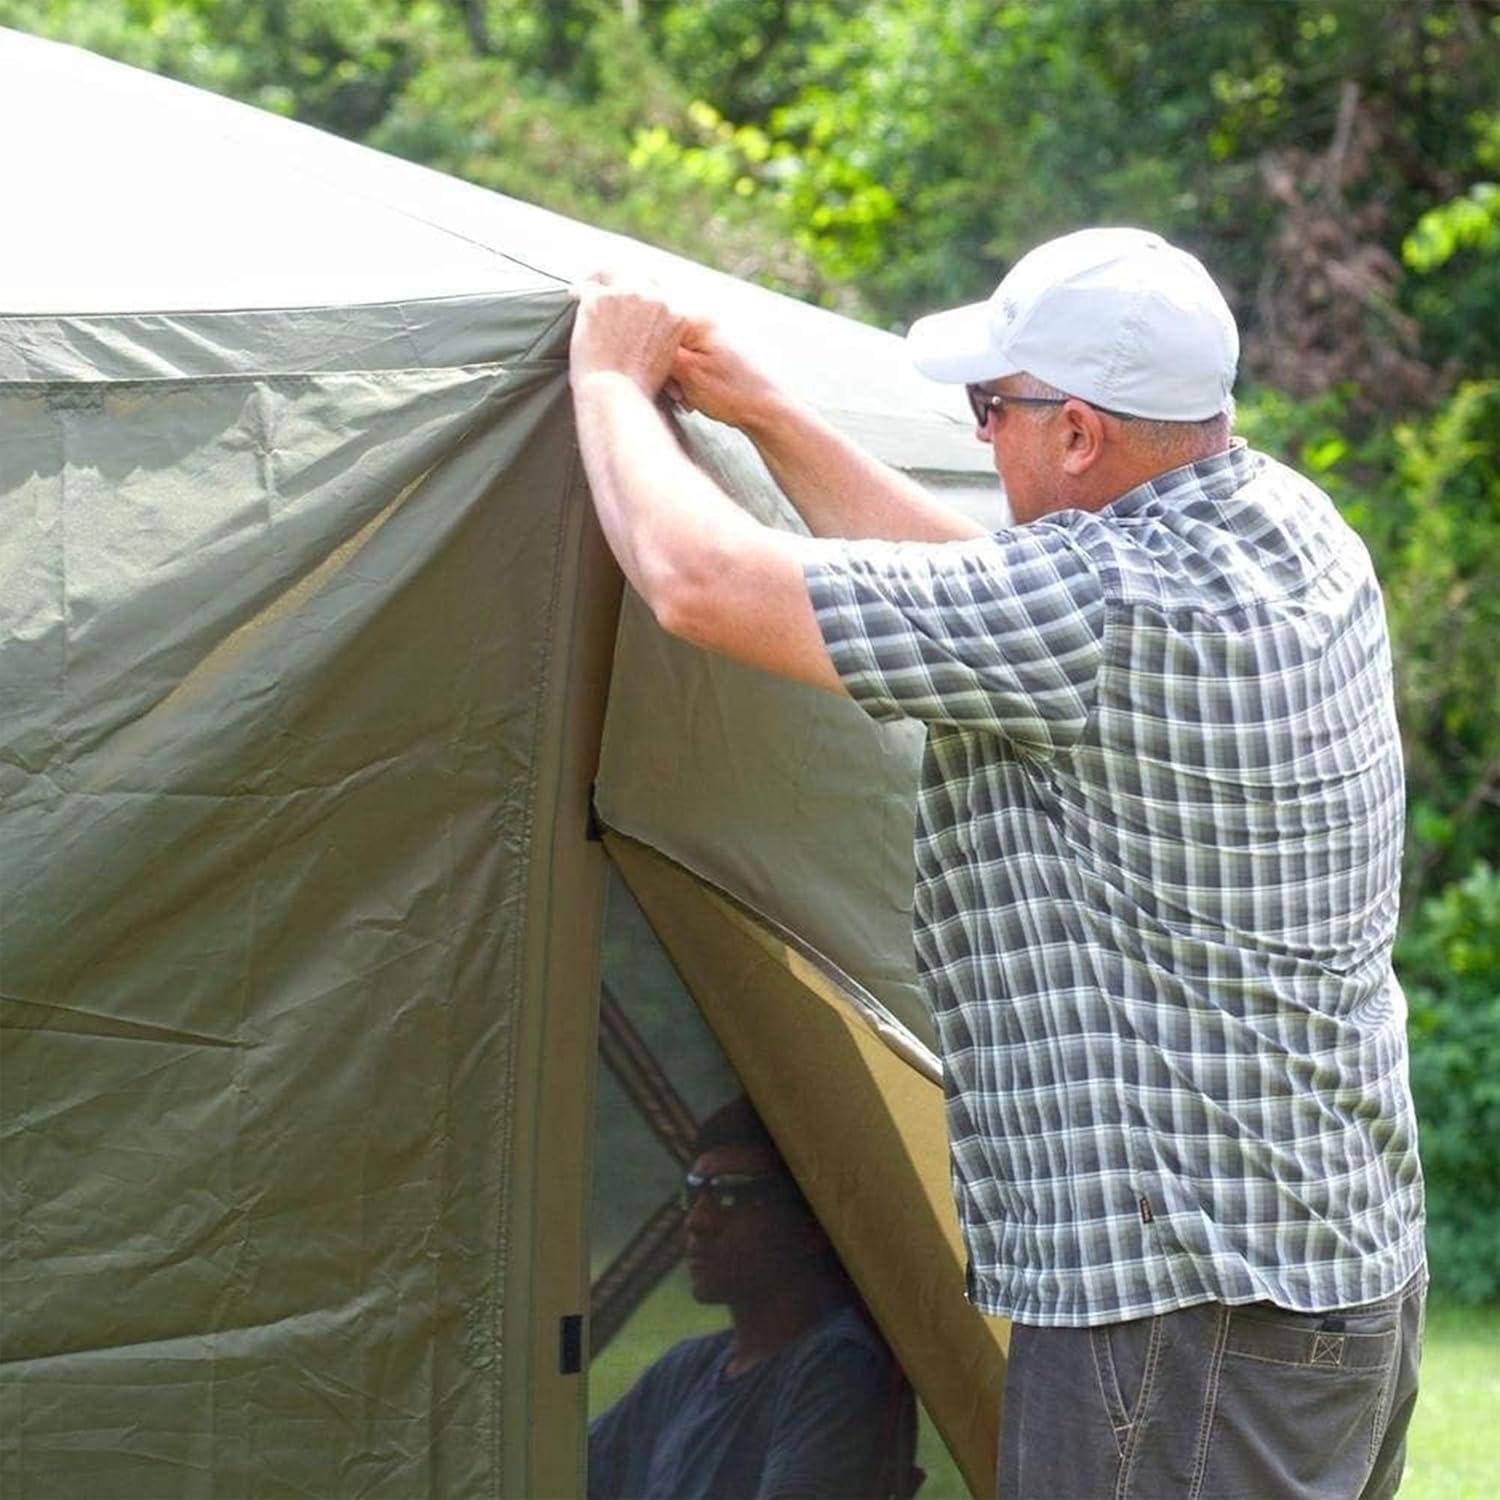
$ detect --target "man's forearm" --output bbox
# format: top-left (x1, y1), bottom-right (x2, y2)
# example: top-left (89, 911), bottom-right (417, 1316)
top-left (740, 390), bottom-right (988, 544)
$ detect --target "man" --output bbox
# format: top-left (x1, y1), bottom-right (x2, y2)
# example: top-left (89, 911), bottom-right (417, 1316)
top-left (587, 1097), bottom-right (918, 1500)
top-left (570, 227), bottom-right (1425, 1498)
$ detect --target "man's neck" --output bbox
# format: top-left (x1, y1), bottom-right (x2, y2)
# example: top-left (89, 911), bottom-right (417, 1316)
top-left (723, 1279), bottom-right (845, 1378)
top-left (1071, 432), bottom-right (1232, 516)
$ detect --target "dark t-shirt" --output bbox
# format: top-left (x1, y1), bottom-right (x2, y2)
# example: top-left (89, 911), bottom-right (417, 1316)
top-left (587, 1305), bottom-right (914, 1499)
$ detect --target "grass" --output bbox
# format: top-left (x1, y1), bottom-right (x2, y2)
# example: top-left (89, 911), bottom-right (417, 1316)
top-left (589, 1277), bottom-right (1500, 1497)
top-left (1401, 1302), bottom-right (1500, 1498)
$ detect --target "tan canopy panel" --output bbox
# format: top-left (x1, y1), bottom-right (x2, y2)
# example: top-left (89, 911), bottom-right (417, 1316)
top-left (602, 836), bottom-right (1008, 1497)
top-left (0, 25), bottom-right (1009, 1499)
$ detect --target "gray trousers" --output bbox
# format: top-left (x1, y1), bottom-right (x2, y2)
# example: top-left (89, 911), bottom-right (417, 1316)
top-left (998, 1271), bottom-right (1426, 1499)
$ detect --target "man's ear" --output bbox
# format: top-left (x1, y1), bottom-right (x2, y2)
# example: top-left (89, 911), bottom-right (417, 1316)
top-left (1059, 399), bottom-right (1107, 476)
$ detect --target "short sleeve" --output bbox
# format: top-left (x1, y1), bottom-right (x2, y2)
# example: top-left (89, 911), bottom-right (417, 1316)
top-left (587, 1363), bottom-right (657, 1499)
top-left (804, 526), bottom-right (1106, 755)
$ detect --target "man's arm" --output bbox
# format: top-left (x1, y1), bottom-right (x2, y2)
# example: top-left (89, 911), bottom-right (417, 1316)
top-left (672, 321), bottom-right (988, 544)
top-left (570, 280), bottom-right (846, 696)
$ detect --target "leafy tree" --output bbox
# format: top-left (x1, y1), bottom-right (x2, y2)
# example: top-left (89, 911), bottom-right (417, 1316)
top-left (1403, 108), bottom-right (1500, 378)
top-left (1384, 382), bottom-right (1500, 902)
top-left (1399, 863), bottom-right (1500, 1303)
top-left (645, 0), bottom-right (858, 126)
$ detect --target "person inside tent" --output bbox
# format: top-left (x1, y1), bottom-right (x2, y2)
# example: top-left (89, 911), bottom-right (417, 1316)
top-left (587, 1095), bottom-right (919, 1500)
top-left (568, 228), bottom-right (1425, 1499)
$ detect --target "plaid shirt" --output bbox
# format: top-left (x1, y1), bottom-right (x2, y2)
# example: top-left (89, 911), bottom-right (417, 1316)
top-left (805, 443), bottom-right (1425, 1327)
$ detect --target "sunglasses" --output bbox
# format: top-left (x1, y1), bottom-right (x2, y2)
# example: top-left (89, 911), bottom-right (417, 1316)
top-left (965, 384), bottom-right (1137, 427)
top-left (680, 1170), bottom-right (796, 1214)
top-left (965, 384), bottom-right (1066, 427)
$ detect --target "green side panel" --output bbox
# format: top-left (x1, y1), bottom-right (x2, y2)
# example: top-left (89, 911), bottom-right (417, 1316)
top-left (0, 354), bottom-right (576, 1497)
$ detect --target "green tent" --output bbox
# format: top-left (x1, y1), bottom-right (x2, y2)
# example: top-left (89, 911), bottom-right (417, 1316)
top-left (0, 28), bottom-right (1009, 1497)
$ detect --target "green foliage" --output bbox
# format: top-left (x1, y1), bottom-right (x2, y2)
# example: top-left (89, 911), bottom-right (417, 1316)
top-left (1402, 113), bottom-right (1500, 379)
top-left (1398, 864), bottom-right (1500, 1304)
top-left (639, 0), bottom-right (1500, 336)
top-left (1384, 383), bottom-right (1500, 901)
top-left (647, 0), bottom-right (855, 126)
top-left (1405, 183), bottom-right (1500, 274)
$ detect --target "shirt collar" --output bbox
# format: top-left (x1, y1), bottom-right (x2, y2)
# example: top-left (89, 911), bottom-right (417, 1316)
top-left (1103, 439), bottom-right (1259, 519)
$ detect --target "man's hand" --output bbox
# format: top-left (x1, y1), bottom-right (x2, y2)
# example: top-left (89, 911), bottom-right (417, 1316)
top-left (570, 272), bottom-right (687, 397)
top-left (668, 319), bottom-right (780, 433)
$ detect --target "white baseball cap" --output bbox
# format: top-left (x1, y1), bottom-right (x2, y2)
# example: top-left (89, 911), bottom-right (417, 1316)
top-left (907, 227), bottom-right (1238, 421)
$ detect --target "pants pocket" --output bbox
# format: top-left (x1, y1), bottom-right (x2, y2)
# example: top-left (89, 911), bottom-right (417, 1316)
top-left (1090, 1315), bottom-right (1162, 1459)
top-left (1197, 1305), bottom-right (1397, 1498)
top-left (1089, 1326), bottom-right (1131, 1453)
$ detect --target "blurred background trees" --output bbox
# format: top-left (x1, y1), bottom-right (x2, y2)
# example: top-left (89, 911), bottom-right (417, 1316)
top-left (5, 0), bottom-right (1496, 1301)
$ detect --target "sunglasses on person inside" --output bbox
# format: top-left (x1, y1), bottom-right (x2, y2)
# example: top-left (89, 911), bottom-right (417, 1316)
top-left (679, 1170), bottom-right (799, 1213)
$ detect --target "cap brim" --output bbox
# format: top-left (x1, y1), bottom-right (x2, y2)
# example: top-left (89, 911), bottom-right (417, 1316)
top-left (906, 301), bottom-right (1019, 384)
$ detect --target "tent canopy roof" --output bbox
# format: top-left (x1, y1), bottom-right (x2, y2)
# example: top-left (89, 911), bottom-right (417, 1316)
top-left (0, 27), bottom-right (994, 481)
